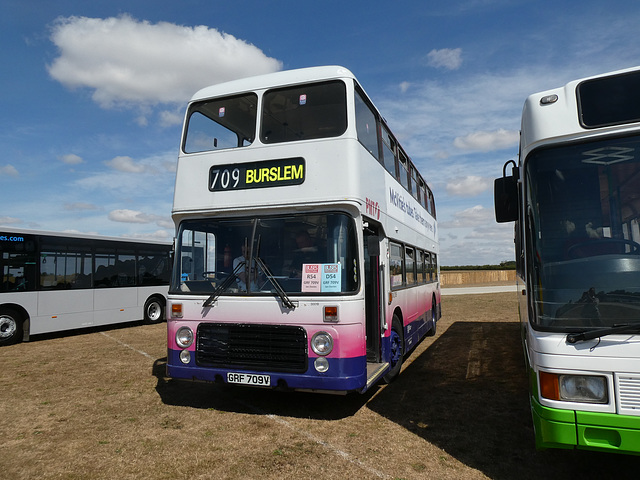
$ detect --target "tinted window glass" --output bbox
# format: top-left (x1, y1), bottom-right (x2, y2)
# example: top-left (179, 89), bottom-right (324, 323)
top-left (355, 89), bottom-right (379, 159)
top-left (578, 70), bottom-right (640, 128)
top-left (389, 242), bottom-right (404, 289)
top-left (184, 93), bottom-right (257, 153)
top-left (261, 81), bottom-right (347, 144)
top-left (173, 213), bottom-right (358, 295)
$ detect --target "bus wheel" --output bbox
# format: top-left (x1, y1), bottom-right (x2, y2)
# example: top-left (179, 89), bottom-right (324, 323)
top-left (0, 308), bottom-right (23, 346)
top-left (144, 297), bottom-right (165, 324)
top-left (427, 296), bottom-right (437, 337)
top-left (383, 315), bottom-right (404, 383)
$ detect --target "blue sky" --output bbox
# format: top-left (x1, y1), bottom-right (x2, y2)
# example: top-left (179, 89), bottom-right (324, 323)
top-left (2, 0), bottom-right (640, 265)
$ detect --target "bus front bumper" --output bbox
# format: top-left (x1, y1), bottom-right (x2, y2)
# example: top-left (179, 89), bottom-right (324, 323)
top-left (167, 348), bottom-right (368, 393)
top-left (531, 396), bottom-right (640, 454)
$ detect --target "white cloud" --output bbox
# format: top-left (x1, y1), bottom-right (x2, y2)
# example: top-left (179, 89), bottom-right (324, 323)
top-left (64, 202), bottom-right (100, 211)
top-left (104, 156), bottom-right (149, 173)
top-left (426, 48), bottom-right (462, 70)
top-left (0, 216), bottom-right (22, 226)
top-left (1, 165), bottom-right (19, 177)
top-left (446, 176), bottom-right (492, 197)
top-left (47, 15), bottom-right (283, 108)
top-left (445, 205), bottom-right (494, 228)
top-left (124, 229), bottom-right (173, 240)
top-left (159, 110), bottom-right (185, 127)
top-left (108, 209), bottom-right (164, 224)
top-left (453, 129), bottom-right (519, 152)
top-left (59, 153), bottom-right (83, 165)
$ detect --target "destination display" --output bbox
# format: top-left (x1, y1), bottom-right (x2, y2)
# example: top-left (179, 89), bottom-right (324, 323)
top-left (209, 157), bottom-right (305, 192)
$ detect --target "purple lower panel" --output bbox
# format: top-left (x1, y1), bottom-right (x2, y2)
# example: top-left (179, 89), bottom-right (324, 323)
top-left (167, 348), bottom-right (368, 392)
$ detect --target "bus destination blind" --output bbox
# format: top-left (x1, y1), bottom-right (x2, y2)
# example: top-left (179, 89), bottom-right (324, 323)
top-left (209, 157), bottom-right (305, 192)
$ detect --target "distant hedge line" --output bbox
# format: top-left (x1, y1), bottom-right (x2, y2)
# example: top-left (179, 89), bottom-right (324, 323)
top-left (441, 261), bottom-right (516, 271)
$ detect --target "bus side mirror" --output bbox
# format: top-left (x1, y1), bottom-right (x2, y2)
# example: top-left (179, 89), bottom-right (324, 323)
top-left (494, 160), bottom-right (519, 223)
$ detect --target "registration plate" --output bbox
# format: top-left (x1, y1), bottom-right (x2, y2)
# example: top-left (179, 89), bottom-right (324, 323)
top-left (227, 372), bottom-right (271, 386)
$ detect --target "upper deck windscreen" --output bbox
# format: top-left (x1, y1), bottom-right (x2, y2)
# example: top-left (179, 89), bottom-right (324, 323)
top-left (578, 70), bottom-right (640, 129)
top-left (184, 93), bottom-right (258, 153)
top-left (260, 80), bottom-right (347, 144)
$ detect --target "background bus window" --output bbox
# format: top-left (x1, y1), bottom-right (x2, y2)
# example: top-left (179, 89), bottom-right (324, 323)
top-left (183, 93), bottom-right (257, 153)
top-left (432, 254), bottom-right (438, 281)
top-left (381, 124), bottom-right (397, 176)
top-left (389, 242), bottom-right (404, 289)
top-left (425, 252), bottom-right (432, 282)
top-left (1, 238), bottom-right (36, 292)
top-left (137, 247), bottom-right (171, 286)
top-left (398, 151), bottom-right (411, 191)
top-left (40, 241), bottom-right (92, 289)
top-left (405, 247), bottom-right (416, 284)
top-left (261, 81), bottom-right (346, 144)
top-left (416, 250), bottom-right (425, 283)
top-left (94, 248), bottom-right (136, 288)
top-left (355, 89), bottom-right (379, 160)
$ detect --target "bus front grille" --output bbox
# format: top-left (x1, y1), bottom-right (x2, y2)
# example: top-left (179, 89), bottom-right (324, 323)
top-left (195, 323), bottom-right (308, 373)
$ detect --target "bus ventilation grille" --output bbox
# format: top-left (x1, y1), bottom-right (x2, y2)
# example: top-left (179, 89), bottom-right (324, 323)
top-left (617, 374), bottom-right (640, 416)
top-left (195, 323), bottom-right (308, 373)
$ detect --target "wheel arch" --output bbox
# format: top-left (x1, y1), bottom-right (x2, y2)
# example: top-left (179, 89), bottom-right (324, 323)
top-left (0, 303), bottom-right (30, 342)
top-left (143, 294), bottom-right (167, 324)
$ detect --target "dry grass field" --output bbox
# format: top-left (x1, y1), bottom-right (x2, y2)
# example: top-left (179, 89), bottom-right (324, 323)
top-left (1, 292), bottom-right (638, 479)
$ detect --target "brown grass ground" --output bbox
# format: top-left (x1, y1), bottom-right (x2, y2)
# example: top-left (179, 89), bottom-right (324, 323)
top-left (1, 293), bottom-right (638, 479)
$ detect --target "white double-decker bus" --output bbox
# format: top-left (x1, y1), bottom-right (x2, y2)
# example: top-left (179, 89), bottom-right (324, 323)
top-left (168, 66), bottom-right (440, 393)
top-left (0, 228), bottom-right (171, 345)
top-left (495, 66), bottom-right (640, 453)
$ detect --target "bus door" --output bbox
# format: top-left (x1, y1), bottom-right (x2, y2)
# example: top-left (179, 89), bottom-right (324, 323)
top-left (364, 223), bottom-right (384, 362)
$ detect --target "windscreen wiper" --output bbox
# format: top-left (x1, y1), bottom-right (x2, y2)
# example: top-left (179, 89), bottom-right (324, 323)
top-left (254, 255), bottom-right (296, 310)
top-left (566, 323), bottom-right (640, 344)
top-left (202, 260), bottom-right (245, 307)
top-left (252, 234), bottom-right (296, 310)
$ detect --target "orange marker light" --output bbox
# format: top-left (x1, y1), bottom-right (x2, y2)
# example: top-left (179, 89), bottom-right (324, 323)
top-left (539, 371), bottom-right (560, 400)
top-left (171, 303), bottom-right (183, 318)
top-left (324, 306), bottom-right (338, 322)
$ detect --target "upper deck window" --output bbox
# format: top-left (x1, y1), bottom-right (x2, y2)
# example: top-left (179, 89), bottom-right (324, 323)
top-left (183, 93), bottom-right (258, 153)
top-left (261, 80), bottom-right (347, 144)
top-left (355, 88), bottom-right (379, 160)
top-left (578, 70), bottom-right (640, 128)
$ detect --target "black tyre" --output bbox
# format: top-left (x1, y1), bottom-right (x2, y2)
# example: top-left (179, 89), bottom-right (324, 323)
top-left (426, 296), bottom-right (437, 337)
top-left (144, 297), bottom-right (165, 324)
top-left (383, 315), bottom-right (404, 383)
top-left (0, 308), bottom-right (23, 346)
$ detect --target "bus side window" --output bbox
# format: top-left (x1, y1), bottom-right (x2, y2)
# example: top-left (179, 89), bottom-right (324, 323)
top-left (354, 88), bottom-right (380, 160)
top-left (398, 151), bottom-right (411, 191)
top-left (416, 250), bottom-right (425, 283)
top-left (389, 242), bottom-right (404, 289)
top-left (405, 247), bottom-right (416, 284)
top-left (381, 124), bottom-right (397, 177)
top-left (424, 252), bottom-right (433, 282)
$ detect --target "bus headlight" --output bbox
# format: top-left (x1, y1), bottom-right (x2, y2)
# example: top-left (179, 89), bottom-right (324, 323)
top-left (176, 326), bottom-right (194, 348)
top-left (560, 375), bottom-right (607, 403)
top-left (311, 332), bottom-right (333, 356)
top-left (314, 357), bottom-right (329, 373)
top-left (540, 371), bottom-right (607, 404)
top-left (179, 349), bottom-right (191, 364)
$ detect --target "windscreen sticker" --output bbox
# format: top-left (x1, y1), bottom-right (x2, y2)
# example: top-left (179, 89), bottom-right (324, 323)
top-left (302, 263), bottom-right (341, 293)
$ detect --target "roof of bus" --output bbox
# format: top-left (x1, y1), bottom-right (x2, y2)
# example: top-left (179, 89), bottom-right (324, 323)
top-left (190, 66), bottom-right (357, 102)
top-left (0, 226), bottom-right (172, 245)
top-left (520, 65), bottom-right (640, 152)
